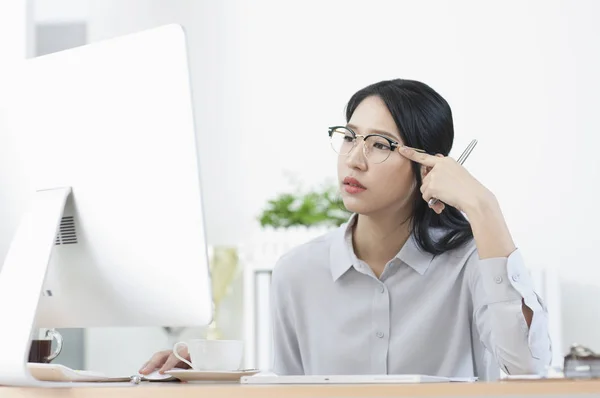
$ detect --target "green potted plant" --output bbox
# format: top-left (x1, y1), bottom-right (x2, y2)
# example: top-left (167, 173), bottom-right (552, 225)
top-left (258, 182), bottom-right (351, 228)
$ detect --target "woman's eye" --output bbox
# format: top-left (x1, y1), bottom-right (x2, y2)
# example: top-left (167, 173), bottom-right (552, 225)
top-left (343, 135), bottom-right (354, 142)
top-left (373, 142), bottom-right (391, 151)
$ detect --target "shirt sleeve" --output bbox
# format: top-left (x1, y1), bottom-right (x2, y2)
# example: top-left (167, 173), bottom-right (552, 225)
top-left (270, 261), bottom-right (304, 375)
top-left (466, 248), bottom-right (552, 375)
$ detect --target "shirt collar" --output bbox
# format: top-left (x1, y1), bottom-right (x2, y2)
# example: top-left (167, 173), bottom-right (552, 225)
top-left (329, 215), bottom-right (356, 281)
top-left (329, 213), bottom-right (435, 281)
top-left (396, 233), bottom-right (435, 275)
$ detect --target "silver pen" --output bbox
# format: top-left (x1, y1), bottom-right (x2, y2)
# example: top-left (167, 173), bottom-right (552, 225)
top-left (427, 139), bottom-right (478, 207)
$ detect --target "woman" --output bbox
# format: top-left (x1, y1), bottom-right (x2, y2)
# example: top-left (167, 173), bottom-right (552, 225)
top-left (140, 79), bottom-right (551, 380)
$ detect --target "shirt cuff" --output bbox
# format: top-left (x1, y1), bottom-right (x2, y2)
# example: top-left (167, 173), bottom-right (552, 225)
top-left (478, 249), bottom-right (549, 361)
top-left (478, 249), bottom-right (534, 305)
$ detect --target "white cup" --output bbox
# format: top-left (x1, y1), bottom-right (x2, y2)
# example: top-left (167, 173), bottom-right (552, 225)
top-left (172, 339), bottom-right (244, 371)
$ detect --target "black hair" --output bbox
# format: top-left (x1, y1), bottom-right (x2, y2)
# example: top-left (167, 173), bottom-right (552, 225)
top-left (345, 78), bottom-right (473, 255)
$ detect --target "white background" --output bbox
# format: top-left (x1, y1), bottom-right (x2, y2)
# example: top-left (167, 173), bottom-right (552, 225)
top-left (2, 0), bottom-right (600, 374)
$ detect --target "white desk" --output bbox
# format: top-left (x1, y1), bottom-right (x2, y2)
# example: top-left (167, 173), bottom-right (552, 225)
top-left (1, 379), bottom-right (600, 397)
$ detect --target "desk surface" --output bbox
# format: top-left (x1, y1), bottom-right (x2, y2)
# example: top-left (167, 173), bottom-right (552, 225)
top-left (1, 379), bottom-right (600, 397)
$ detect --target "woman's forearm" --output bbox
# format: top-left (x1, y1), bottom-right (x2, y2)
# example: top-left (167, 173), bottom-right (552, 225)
top-left (465, 191), bottom-right (516, 259)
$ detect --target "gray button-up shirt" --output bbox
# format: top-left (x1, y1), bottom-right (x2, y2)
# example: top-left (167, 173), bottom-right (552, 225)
top-left (270, 215), bottom-right (552, 380)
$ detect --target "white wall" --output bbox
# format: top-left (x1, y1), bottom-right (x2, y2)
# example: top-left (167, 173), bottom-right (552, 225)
top-left (26, 0), bottom-right (600, 370)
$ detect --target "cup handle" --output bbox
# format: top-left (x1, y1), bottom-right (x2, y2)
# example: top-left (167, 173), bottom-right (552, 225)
top-left (45, 329), bottom-right (63, 362)
top-left (172, 342), bottom-right (193, 369)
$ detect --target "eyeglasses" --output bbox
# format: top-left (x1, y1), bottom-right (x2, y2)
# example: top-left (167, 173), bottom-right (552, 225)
top-left (328, 125), bottom-right (426, 164)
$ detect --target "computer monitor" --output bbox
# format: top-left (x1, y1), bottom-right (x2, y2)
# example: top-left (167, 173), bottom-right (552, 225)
top-left (0, 24), bottom-right (213, 385)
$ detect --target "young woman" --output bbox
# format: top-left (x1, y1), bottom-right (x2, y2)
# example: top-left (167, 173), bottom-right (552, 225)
top-left (140, 79), bottom-right (551, 380)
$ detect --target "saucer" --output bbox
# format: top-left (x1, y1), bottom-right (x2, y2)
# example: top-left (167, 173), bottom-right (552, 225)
top-left (164, 369), bottom-right (260, 382)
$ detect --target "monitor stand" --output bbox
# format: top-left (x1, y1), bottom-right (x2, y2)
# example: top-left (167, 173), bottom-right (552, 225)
top-left (0, 187), bottom-right (71, 386)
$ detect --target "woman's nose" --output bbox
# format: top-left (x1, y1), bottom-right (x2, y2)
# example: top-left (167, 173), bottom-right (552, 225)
top-left (345, 139), bottom-right (367, 169)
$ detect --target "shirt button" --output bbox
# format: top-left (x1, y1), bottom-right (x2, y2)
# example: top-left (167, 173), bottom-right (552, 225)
top-left (494, 276), bottom-right (503, 284)
top-left (512, 274), bottom-right (520, 282)
top-left (376, 331), bottom-right (384, 338)
top-left (379, 286), bottom-right (385, 293)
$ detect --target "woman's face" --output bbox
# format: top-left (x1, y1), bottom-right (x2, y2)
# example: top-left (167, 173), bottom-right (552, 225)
top-left (337, 95), bottom-right (417, 217)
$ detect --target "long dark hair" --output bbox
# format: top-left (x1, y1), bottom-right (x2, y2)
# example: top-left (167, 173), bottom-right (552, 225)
top-left (345, 79), bottom-right (473, 255)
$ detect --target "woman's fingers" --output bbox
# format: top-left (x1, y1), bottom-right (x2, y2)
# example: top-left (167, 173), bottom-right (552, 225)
top-left (139, 350), bottom-right (170, 375)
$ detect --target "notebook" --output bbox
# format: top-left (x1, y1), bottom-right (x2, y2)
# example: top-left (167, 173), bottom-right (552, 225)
top-left (27, 363), bottom-right (176, 383)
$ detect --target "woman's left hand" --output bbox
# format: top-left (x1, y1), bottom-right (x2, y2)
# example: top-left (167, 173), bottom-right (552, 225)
top-left (399, 146), bottom-right (492, 215)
